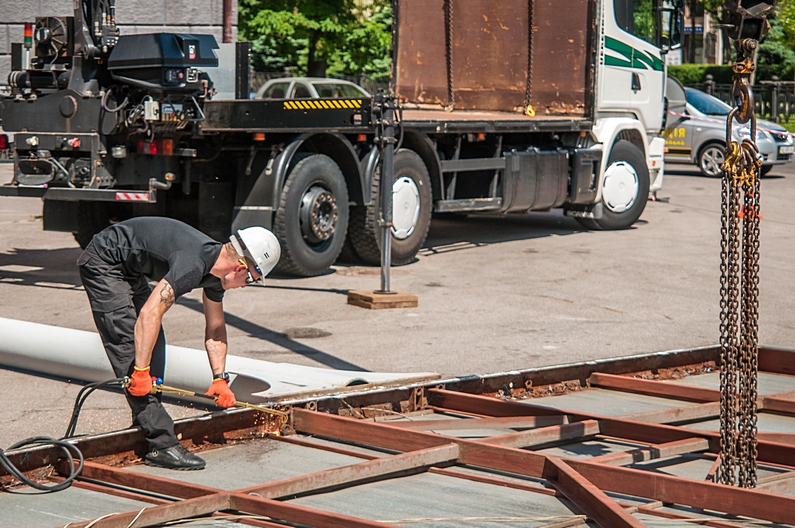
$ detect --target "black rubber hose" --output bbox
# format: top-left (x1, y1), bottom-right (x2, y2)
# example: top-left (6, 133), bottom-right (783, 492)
top-left (0, 378), bottom-right (126, 492)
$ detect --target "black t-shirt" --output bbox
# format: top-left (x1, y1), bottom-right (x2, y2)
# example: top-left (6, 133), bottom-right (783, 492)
top-left (83, 217), bottom-right (225, 302)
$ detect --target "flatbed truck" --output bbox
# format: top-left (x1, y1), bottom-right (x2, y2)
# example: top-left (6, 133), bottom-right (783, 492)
top-left (0, 0), bottom-right (682, 276)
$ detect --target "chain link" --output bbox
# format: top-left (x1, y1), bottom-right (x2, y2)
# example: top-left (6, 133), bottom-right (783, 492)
top-left (718, 40), bottom-right (761, 487)
top-left (443, 0), bottom-right (455, 112)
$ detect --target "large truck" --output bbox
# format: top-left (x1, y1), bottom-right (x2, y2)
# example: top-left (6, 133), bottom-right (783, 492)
top-left (0, 0), bottom-right (682, 276)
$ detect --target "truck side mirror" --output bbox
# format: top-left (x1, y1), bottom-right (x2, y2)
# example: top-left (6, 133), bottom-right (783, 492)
top-left (657, 1), bottom-right (684, 54)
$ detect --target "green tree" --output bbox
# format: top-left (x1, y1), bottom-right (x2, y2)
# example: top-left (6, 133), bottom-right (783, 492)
top-left (239, 0), bottom-right (392, 80)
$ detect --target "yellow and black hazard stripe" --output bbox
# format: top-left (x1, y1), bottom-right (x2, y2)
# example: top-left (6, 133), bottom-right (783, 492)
top-left (283, 99), bottom-right (363, 110)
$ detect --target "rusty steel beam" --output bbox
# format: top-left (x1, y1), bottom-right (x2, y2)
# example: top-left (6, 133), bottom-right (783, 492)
top-left (588, 373), bottom-right (720, 402)
top-left (588, 438), bottom-right (710, 466)
top-left (62, 492), bottom-right (232, 528)
top-left (565, 458), bottom-right (795, 525)
top-left (428, 389), bottom-right (795, 468)
top-left (623, 402), bottom-right (720, 424)
top-left (542, 457), bottom-right (644, 528)
top-left (239, 443), bottom-right (460, 498)
top-left (473, 419), bottom-right (601, 448)
top-left (294, 409), bottom-right (795, 524)
top-left (757, 431), bottom-right (795, 445)
top-left (66, 462), bottom-right (403, 528)
top-left (761, 396), bottom-right (795, 416)
top-left (624, 401), bottom-right (720, 424)
top-left (73, 461), bottom-right (220, 499)
top-left (386, 414), bottom-right (569, 430)
top-left (759, 347), bottom-right (795, 376)
top-left (228, 493), bottom-right (398, 528)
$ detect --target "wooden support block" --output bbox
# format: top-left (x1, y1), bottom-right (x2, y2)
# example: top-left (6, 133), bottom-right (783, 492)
top-left (347, 290), bottom-right (418, 310)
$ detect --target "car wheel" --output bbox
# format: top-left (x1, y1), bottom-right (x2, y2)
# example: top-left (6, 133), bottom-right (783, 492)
top-left (348, 149), bottom-right (432, 266)
top-left (576, 140), bottom-right (649, 230)
top-left (760, 165), bottom-right (773, 176)
top-left (697, 142), bottom-right (725, 178)
top-left (273, 153), bottom-right (349, 277)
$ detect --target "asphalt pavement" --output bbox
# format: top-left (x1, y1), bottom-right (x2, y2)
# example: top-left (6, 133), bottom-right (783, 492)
top-left (1, 159), bottom-right (793, 448)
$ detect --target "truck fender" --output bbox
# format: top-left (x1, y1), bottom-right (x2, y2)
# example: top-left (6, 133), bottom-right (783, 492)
top-left (359, 131), bottom-right (442, 208)
top-left (590, 118), bottom-right (651, 199)
top-left (272, 133), bottom-right (364, 208)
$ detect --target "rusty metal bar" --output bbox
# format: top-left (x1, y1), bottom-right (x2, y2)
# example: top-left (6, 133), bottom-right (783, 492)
top-left (588, 372), bottom-right (720, 402)
top-left (62, 493), bottom-right (233, 528)
top-left (542, 457), bottom-right (644, 528)
top-left (239, 443), bottom-right (460, 498)
top-left (228, 493), bottom-right (397, 528)
top-left (69, 460), bottom-right (220, 499)
top-left (294, 408), bottom-right (795, 524)
top-left (761, 395), bottom-right (795, 415)
top-left (428, 389), bottom-right (795, 467)
top-left (588, 438), bottom-right (710, 466)
top-left (759, 347), bottom-right (795, 375)
top-left (386, 414), bottom-right (569, 430)
top-left (623, 402), bottom-right (720, 424)
top-left (565, 459), bottom-right (795, 525)
top-left (473, 419), bottom-right (601, 448)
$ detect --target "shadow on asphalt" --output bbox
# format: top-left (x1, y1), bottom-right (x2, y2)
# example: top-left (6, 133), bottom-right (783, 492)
top-left (422, 210), bottom-right (587, 256)
top-left (0, 246), bottom-right (83, 288)
top-left (176, 296), bottom-right (368, 371)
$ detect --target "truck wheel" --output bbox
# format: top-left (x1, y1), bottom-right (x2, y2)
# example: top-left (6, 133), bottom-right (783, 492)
top-left (577, 140), bottom-right (649, 230)
top-left (273, 153), bottom-right (349, 277)
top-left (74, 202), bottom-right (110, 249)
top-left (697, 142), bottom-right (725, 178)
top-left (348, 150), bottom-right (432, 266)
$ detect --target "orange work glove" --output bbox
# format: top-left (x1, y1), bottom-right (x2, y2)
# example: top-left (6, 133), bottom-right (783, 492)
top-left (205, 378), bottom-right (236, 408)
top-left (128, 366), bottom-right (155, 397)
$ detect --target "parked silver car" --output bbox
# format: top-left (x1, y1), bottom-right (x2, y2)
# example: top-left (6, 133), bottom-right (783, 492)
top-left (254, 77), bottom-right (370, 100)
top-left (664, 77), bottom-right (793, 177)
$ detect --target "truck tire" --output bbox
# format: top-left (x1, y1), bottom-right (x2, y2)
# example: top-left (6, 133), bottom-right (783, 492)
top-left (697, 141), bottom-right (725, 178)
top-left (74, 202), bottom-right (110, 249)
top-left (348, 149), bottom-right (432, 266)
top-left (577, 140), bottom-right (649, 230)
top-left (273, 153), bottom-right (349, 277)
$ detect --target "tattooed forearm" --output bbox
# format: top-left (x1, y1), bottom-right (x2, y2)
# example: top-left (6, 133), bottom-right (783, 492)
top-left (159, 282), bottom-right (175, 309)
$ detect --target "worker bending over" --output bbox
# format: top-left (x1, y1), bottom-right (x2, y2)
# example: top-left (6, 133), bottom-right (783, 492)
top-left (77, 217), bottom-right (280, 470)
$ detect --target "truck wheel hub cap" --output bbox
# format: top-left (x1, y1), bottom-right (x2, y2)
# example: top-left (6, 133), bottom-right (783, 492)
top-left (602, 161), bottom-right (638, 214)
top-left (391, 176), bottom-right (420, 240)
top-left (300, 185), bottom-right (337, 244)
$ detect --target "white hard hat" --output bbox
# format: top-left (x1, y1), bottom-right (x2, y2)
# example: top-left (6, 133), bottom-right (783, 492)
top-left (230, 226), bottom-right (281, 278)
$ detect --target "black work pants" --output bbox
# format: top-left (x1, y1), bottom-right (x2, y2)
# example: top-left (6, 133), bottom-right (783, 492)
top-left (77, 243), bottom-right (178, 450)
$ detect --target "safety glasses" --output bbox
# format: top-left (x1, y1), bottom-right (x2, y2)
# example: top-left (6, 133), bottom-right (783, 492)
top-left (238, 258), bottom-right (262, 284)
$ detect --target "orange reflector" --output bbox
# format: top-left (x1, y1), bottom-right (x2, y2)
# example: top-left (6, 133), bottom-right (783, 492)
top-left (579, 131), bottom-right (586, 137)
top-left (357, 134), bottom-right (367, 142)
top-left (477, 133), bottom-right (486, 141)
top-left (161, 138), bottom-right (173, 156)
top-left (253, 133), bottom-right (266, 141)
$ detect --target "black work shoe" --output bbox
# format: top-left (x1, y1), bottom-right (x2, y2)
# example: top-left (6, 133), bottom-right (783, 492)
top-left (145, 444), bottom-right (206, 470)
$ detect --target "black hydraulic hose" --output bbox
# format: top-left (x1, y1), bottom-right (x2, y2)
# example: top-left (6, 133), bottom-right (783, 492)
top-left (102, 86), bottom-right (129, 113)
top-left (0, 378), bottom-right (126, 492)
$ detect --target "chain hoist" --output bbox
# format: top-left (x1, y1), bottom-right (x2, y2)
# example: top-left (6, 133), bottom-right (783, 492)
top-left (716, 0), bottom-right (776, 488)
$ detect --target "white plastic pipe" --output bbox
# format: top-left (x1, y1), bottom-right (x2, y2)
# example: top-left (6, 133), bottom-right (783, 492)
top-left (0, 318), bottom-right (436, 403)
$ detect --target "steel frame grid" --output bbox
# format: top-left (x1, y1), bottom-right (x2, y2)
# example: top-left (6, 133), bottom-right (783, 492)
top-left (3, 347), bottom-right (795, 527)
